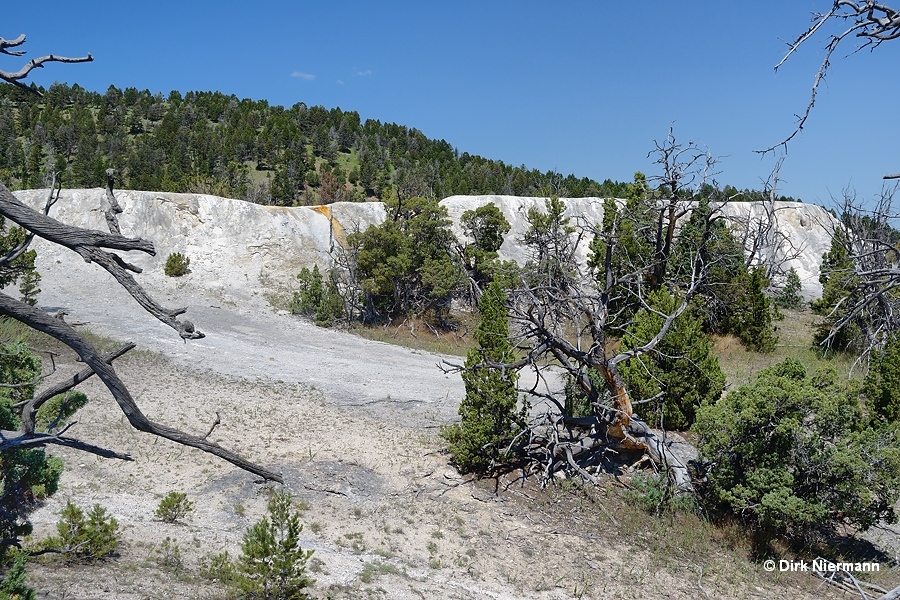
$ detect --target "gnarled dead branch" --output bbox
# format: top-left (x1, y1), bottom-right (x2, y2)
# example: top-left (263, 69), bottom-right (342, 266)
top-left (0, 291), bottom-right (282, 483)
top-left (0, 182), bottom-right (201, 340)
top-left (0, 32), bottom-right (279, 483)
top-left (0, 34), bottom-right (92, 94)
top-left (762, 1), bottom-right (900, 154)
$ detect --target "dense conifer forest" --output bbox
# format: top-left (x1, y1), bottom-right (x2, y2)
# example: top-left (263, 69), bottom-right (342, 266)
top-left (0, 82), bottom-right (799, 205)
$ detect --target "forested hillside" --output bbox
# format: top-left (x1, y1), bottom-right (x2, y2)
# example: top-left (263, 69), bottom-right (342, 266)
top-left (0, 82), bottom-right (629, 204)
top-left (0, 82), bottom-right (800, 206)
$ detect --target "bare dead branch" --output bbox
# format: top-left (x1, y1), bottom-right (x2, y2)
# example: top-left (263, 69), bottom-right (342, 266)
top-left (0, 35), bottom-right (27, 57)
top-left (202, 412), bottom-right (221, 440)
top-left (817, 184), bottom-right (900, 359)
top-left (0, 182), bottom-right (153, 254)
top-left (0, 427), bottom-right (132, 460)
top-left (0, 291), bottom-right (282, 483)
top-left (16, 342), bottom-right (135, 432)
top-left (762, 1), bottom-right (900, 153)
top-left (0, 182), bottom-right (202, 339)
top-left (0, 34), bottom-right (92, 95)
top-left (878, 584), bottom-right (900, 600)
top-left (0, 172), bottom-right (60, 273)
top-left (103, 169), bottom-right (123, 235)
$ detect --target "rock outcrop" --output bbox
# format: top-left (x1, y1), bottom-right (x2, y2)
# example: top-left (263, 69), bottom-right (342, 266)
top-left (13, 189), bottom-right (838, 302)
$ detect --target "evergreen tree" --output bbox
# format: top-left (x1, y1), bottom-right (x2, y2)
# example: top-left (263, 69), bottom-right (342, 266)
top-left (812, 228), bottom-right (862, 353)
top-left (291, 265), bottom-right (344, 326)
top-left (349, 196), bottom-right (462, 321)
top-left (0, 340), bottom-right (65, 552)
top-left (522, 196), bottom-right (577, 291)
top-left (313, 271), bottom-right (344, 327)
top-left (774, 267), bottom-right (803, 309)
top-left (235, 490), bottom-right (313, 600)
top-left (865, 333), bottom-right (900, 423)
top-left (670, 196), bottom-right (748, 335)
top-left (0, 554), bottom-right (34, 600)
top-left (441, 282), bottom-right (523, 474)
top-left (618, 288), bottom-right (725, 430)
top-left (460, 202), bottom-right (510, 288)
top-left (0, 80), bottom-right (641, 201)
top-left (292, 266), bottom-right (325, 317)
top-left (731, 266), bottom-right (778, 352)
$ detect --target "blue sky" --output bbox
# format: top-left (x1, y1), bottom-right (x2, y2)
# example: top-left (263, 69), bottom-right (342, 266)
top-left (5, 2), bottom-right (899, 205)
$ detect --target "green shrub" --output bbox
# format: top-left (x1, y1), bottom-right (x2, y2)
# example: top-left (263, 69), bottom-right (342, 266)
top-left (164, 252), bottom-right (190, 277)
top-left (865, 333), bottom-right (900, 423)
top-left (198, 550), bottom-right (235, 584)
top-left (155, 491), bottom-right (194, 524)
top-left (626, 473), bottom-right (696, 516)
top-left (0, 554), bottom-right (35, 600)
top-left (153, 537), bottom-right (183, 572)
top-left (291, 265), bottom-right (343, 326)
top-left (695, 358), bottom-right (900, 545)
top-left (35, 391), bottom-right (89, 433)
top-left (47, 501), bottom-right (120, 561)
top-left (235, 490), bottom-right (314, 599)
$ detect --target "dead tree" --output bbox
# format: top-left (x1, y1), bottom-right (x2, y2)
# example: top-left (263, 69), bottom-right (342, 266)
top-left (647, 128), bottom-right (718, 290)
top-left (763, 1), bottom-right (900, 156)
top-left (817, 185), bottom-right (900, 365)
top-left (447, 133), bottom-right (729, 493)
top-left (0, 35), bottom-right (281, 483)
top-left (728, 157), bottom-right (806, 286)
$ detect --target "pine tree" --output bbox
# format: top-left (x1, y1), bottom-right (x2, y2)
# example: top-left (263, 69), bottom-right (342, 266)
top-left (0, 341), bottom-right (65, 547)
top-left (441, 282), bottom-right (523, 474)
top-left (732, 266), bottom-right (778, 352)
top-left (775, 267), bottom-right (803, 309)
top-left (292, 266), bottom-right (324, 316)
top-left (812, 228), bottom-right (862, 353)
top-left (17, 263), bottom-right (40, 307)
top-left (460, 203), bottom-right (510, 288)
top-left (236, 490), bottom-right (314, 600)
top-left (0, 555), bottom-right (34, 600)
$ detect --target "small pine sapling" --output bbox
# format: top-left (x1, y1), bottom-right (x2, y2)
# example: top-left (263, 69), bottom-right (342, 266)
top-left (235, 490), bottom-right (314, 599)
top-left (775, 267), bottom-right (803, 309)
top-left (155, 491), bottom-right (195, 524)
top-left (48, 501), bottom-right (119, 561)
top-left (164, 252), bottom-right (190, 277)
